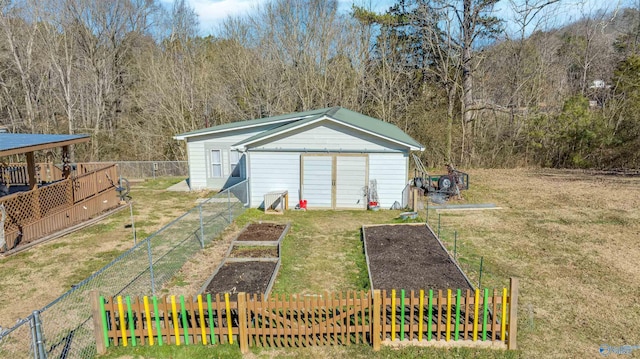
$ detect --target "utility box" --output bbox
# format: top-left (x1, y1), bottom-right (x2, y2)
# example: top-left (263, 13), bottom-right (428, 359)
top-left (264, 191), bottom-right (288, 214)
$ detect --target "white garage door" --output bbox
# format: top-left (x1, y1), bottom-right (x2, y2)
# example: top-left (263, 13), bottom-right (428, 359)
top-left (301, 154), bottom-right (368, 209)
top-left (336, 156), bottom-right (367, 209)
top-left (301, 156), bottom-right (333, 208)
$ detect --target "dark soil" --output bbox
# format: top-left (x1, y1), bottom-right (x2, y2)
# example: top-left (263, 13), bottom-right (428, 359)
top-left (204, 261), bottom-right (277, 300)
top-left (236, 223), bottom-right (286, 241)
top-left (364, 224), bottom-right (473, 292)
top-left (229, 246), bottom-right (278, 258)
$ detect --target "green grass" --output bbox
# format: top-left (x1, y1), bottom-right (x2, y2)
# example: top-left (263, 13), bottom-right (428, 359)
top-left (135, 177), bottom-right (187, 191)
top-left (93, 175), bottom-right (524, 359)
top-left (9, 170), bottom-right (635, 359)
top-left (63, 249), bottom-right (123, 287)
top-left (81, 221), bottom-right (121, 236)
top-left (100, 344), bottom-right (243, 359)
top-left (0, 177), bottom-right (210, 328)
top-left (100, 343), bottom-right (520, 359)
top-left (165, 273), bottom-right (190, 287)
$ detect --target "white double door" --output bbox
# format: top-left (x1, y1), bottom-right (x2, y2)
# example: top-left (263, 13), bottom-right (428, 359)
top-left (301, 154), bottom-right (368, 209)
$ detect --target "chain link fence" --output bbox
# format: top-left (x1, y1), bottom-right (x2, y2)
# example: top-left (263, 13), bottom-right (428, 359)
top-left (424, 202), bottom-right (501, 291)
top-left (0, 180), bottom-right (248, 359)
top-left (115, 161), bottom-right (188, 179)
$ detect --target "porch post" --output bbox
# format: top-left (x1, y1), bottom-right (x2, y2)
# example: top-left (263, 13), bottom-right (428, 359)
top-left (62, 145), bottom-right (71, 179)
top-left (26, 152), bottom-right (37, 190)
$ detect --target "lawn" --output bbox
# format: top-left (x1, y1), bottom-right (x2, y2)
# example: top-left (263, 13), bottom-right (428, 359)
top-left (0, 177), bottom-right (212, 327)
top-left (3, 169), bottom-right (639, 359)
top-left (160, 168), bottom-right (640, 358)
top-left (446, 169), bottom-right (640, 358)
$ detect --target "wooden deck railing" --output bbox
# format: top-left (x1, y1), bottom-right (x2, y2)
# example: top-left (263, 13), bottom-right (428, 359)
top-left (91, 279), bottom-right (518, 355)
top-left (0, 164), bottom-right (120, 251)
top-left (1, 163), bottom-right (64, 185)
top-left (72, 165), bottom-right (118, 203)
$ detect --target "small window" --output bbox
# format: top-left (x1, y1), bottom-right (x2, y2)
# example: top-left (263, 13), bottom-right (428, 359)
top-left (230, 150), bottom-right (241, 178)
top-left (211, 150), bottom-right (222, 178)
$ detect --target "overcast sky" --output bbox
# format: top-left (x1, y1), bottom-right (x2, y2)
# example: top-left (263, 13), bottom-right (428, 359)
top-left (166, 0), bottom-right (633, 36)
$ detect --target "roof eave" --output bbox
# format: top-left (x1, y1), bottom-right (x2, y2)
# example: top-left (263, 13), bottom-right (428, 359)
top-left (236, 115), bottom-right (423, 151)
top-left (0, 135), bottom-right (90, 157)
top-left (174, 115), bottom-right (324, 140)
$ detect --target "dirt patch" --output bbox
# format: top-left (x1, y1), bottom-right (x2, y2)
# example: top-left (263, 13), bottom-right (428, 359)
top-left (160, 222), bottom-right (243, 298)
top-left (229, 246), bottom-right (278, 258)
top-left (236, 223), bottom-right (286, 241)
top-left (364, 224), bottom-right (472, 292)
top-left (204, 261), bottom-right (277, 300)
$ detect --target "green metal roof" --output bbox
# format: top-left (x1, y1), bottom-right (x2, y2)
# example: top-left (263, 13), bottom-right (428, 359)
top-left (330, 107), bottom-right (423, 149)
top-left (174, 107), bottom-right (334, 139)
top-left (175, 107), bottom-right (424, 150)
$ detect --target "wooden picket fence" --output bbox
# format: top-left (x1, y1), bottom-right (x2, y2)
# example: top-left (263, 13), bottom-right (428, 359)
top-left (91, 279), bottom-right (518, 354)
top-left (377, 288), bottom-right (510, 345)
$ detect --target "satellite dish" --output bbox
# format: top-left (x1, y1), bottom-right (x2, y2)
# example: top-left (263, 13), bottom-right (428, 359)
top-left (116, 178), bottom-right (131, 201)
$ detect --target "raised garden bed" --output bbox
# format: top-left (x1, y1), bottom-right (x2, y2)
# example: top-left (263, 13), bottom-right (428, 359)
top-left (203, 260), bottom-right (278, 301)
top-left (236, 222), bottom-right (287, 242)
top-left (200, 222), bottom-right (290, 300)
top-left (363, 223), bottom-right (473, 292)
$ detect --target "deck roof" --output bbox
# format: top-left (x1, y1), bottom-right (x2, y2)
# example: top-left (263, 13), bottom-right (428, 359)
top-left (0, 134), bottom-right (90, 157)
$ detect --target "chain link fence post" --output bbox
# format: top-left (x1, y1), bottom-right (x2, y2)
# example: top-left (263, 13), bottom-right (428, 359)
top-left (29, 314), bottom-right (38, 359)
top-left (33, 311), bottom-right (46, 359)
top-left (199, 205), bottom-right (205, 249)
top-left (227, 190), bottom-right (232, 223)
top-left (129, 202), bottom-right (136, 245)
top-left (454, 230), bottom-right (458, 260)
top-left (147, 239), bottom-right (155, 296)
top-left (425, 200), bottom-right (429, 224)
top-left (479, 257), bottom-right (484, 288)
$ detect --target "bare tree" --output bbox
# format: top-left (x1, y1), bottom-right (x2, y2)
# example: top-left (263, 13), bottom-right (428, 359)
top-left (0, 0), bottom-right (47, 132)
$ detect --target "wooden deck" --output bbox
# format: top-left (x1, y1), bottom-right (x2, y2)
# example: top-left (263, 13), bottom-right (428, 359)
top-left (0, 163), bottom-right (121, 251)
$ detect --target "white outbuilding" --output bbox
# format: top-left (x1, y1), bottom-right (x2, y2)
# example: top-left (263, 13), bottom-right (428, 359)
top-left (174, 107), bottom-right (424, 209)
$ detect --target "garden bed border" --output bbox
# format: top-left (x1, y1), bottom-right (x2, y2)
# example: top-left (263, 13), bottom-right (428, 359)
top-left (362, 223), bottom-right (475, 292)
top-left (198, 222), bottom-right (289, 299)
top-left (232, 221), bottom-right (291, 246)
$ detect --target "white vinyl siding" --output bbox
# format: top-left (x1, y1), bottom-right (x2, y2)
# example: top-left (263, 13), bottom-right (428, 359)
top-left (186, 127), bottom-right (268, 190)
top-left (249, 152), bottom-right (300, 208)
top-left (368, 153), bottom-right (408, 209)
top-left (252, 122), bottom-right (405, 152)
top-left (301, 156), bottom-right (333, 208)
top-left (335, 156), bottom-right (367, 209)
top-left (186, 140), bottom-right (206, 189)
top-left (183, 118), bottom-right (415, 204)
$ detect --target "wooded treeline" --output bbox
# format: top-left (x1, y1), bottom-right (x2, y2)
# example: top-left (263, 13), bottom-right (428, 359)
top-left (1, 0), bottom-right (639, 169)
